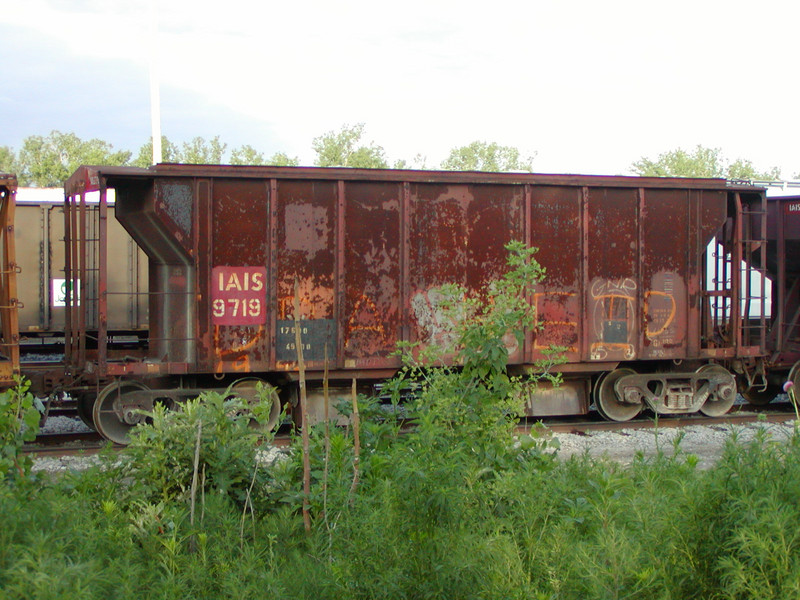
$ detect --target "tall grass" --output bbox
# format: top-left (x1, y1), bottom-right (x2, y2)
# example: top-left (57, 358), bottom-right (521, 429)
top-left (2, 421), bottom-right (800, 598)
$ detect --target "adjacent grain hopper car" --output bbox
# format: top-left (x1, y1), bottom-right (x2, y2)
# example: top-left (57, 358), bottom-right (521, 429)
top-left (14, 191), bottom-right (148, 400)
top-left (0, 174), bottom-right (20, 387)
top-left (741, 195), bottom-right (800, 402)
top-left (59, 164), bottom-right (768, 443)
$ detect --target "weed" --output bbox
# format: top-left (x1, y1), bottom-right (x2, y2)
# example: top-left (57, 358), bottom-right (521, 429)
top-left (0, 377), bottom-right (43, 482)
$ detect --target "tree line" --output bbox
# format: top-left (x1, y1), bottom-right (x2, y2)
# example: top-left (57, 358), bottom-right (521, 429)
top-left (0, 124), bottom-right (787, 187)
top-left (0, 124), bottom-right (536, 188)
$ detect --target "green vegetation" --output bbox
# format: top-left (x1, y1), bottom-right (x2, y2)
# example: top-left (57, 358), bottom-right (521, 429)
top-left (631, 144), bottom-right (782, 180)
top-left (0, 377), bottom-right (43, 482)
top-left (3, 405), bottom-right (800, 599)
top-left (16, 131), bottom-right (132, 188)
top-left (5, 127), bottom-right (793, 187)
top-left (312, 123), bottom-right (389, 169)
top-left (1, 124), bottom-right (541, 186)
top-left (441, 140), bottom-right (535, 172)
top-left (3, 247), bottom-right (800, 598)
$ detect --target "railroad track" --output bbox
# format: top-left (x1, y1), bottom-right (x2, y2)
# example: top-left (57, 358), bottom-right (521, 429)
top-left (24, 402), bottom-right (797, 458)
top-left (521, 402), bottom-right (798, 436)
top-left (23, 431), bottom-right (107, 457)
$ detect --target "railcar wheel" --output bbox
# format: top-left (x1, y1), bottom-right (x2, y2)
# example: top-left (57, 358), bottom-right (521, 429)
top-left (93, 380), bottom-right (150, 445)
top-left (787, 362), bottom-right (800, 408)
top-left (698, 365), bottom-right (737, 417)
top-left (230, 377), bottom-right (282, 432)
top-left (594, 368), bottom-right (641, 422)
top-left (741, 385), bottom-right (780, 406)
top-left (75, 394), bottom-right (97, 430)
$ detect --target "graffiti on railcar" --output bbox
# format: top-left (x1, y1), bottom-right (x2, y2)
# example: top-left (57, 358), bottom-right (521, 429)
top-left (643, 270), bottom-right (685, 357)
top-left (589, 277), bottom-right (637, 360)
top-left (588, 272), bottom-right (684, 360)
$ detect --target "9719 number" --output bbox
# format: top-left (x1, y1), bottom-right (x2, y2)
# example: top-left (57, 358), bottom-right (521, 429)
top-left (212, 298), bottom-right (263, 319)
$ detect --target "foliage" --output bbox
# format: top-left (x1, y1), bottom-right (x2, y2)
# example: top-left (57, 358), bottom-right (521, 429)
top-left (312, 123), bottom-right (388, 168)
top-left (131, 136), bottom-right (299, 168)
top-left (229, 144), bottom-right (266, 165)
top-left (229, 146), bottom-right (300, 167)
top-left (392, 153), bottom-right (429, 170)
top-left (728, 157), bottom-right (782, 181)
top-left (390, 241), bottom-right (562, 419)
top-left (631, 144), bottom-right (781, 180)
top-left (0, 145), bottom-right (19, 175)
top-left (0, 378), bottom-right (43, 481)
top-left (180, 135), bottom-right (227, 164)
top-left (688, 426), bottom-right (800, 599)
top-left (4, 395), bottom-right (800, 598)
top-left (264, 151), bottom-right (300, 167)
top-left (118, 384), bottom-right (278, 507)
top-left (440, 140), bottom-right (535, 172)
top-left (266, 241), bottom-right (566, 597)
top-left (17, 130), bottom-right (131, 187)
top-left (132, 135), bottom-right (227, 167)
top-left (131, 135), bottom-right (182, 167)
top-left (10, 126), bottom-right (791, 190)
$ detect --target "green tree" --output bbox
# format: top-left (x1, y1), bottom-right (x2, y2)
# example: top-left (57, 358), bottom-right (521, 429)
top-left (230, 144), bottom-right (265, 165)
top-left (265, 151), bottom-right (300, 167)
top-left (180, 135), bottom-right (227, 164)
top-left (229, 146), bottom-right (300, 166)
top-left (17, 131), bottom-right (131, 187)
top-left (0, 146), bottom-right (18, 175)
top-left (132, 136), bottom-right (181, 167)
top-left (312, 123), bottom-right (388, 168)
top-left (440, 141), bottom-right (535, 172)
top-left (727, 158), bottom-right (782, 181)
top-left (393, 153), bottom-right (428, 170)
top-left (631, 145), bottom-right (781, 180)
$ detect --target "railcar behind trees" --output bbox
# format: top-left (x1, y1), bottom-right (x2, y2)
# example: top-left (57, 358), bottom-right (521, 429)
top-left (60, 165), bottom-right (768, 443)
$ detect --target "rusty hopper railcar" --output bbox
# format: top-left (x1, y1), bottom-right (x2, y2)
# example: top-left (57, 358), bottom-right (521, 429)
top-left (63, 165), bottom-right (767, 443)
top-left (740, 195), bottom-right (800, 403)
top-left (0, 174), bottom-right (20, 387)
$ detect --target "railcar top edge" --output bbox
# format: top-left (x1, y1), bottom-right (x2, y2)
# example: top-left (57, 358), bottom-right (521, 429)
top-left (64, 163), bottom-right (763, 196)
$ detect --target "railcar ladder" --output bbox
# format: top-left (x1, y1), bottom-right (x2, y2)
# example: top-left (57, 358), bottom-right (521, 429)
top-left (735, 191), bottom-right (768, 352)
top-left (64, 192), bottom-right (102, 371)
top-left (0, 180), bottom-right (20, 385)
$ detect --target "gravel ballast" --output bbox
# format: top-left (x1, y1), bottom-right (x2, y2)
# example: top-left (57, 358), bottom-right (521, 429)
top-left (31, 416), bottom-right (799, 473)
top-left (551, 419), bottom-right (798, 469)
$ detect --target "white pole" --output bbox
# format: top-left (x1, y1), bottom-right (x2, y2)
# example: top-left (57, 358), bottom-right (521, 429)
top-left (149, 0), bottom-right (163, 165)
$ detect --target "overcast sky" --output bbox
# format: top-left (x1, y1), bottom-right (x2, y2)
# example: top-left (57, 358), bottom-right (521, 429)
top-left (2, 0), bottom-right (798, 176)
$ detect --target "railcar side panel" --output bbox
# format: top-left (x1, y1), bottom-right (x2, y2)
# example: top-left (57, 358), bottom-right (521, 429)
top-left (342, 182), bottom-right (402, 368)
top-left (407, 183), bottom-right (524, 361)
top-left (528, 186), bottom-right (581, 363)
top-left (274, 180), bottom-right (338, 369)
top-left (586, 187), bottom-right (639, 362)
top-left (640, 188), bottom-right (689, 361)
top-left (209, 178), bottom-right (270, 374)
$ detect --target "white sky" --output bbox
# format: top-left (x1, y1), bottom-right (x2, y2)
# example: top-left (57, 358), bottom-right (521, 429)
top-left (2, 0), bottom-right (799, 175)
